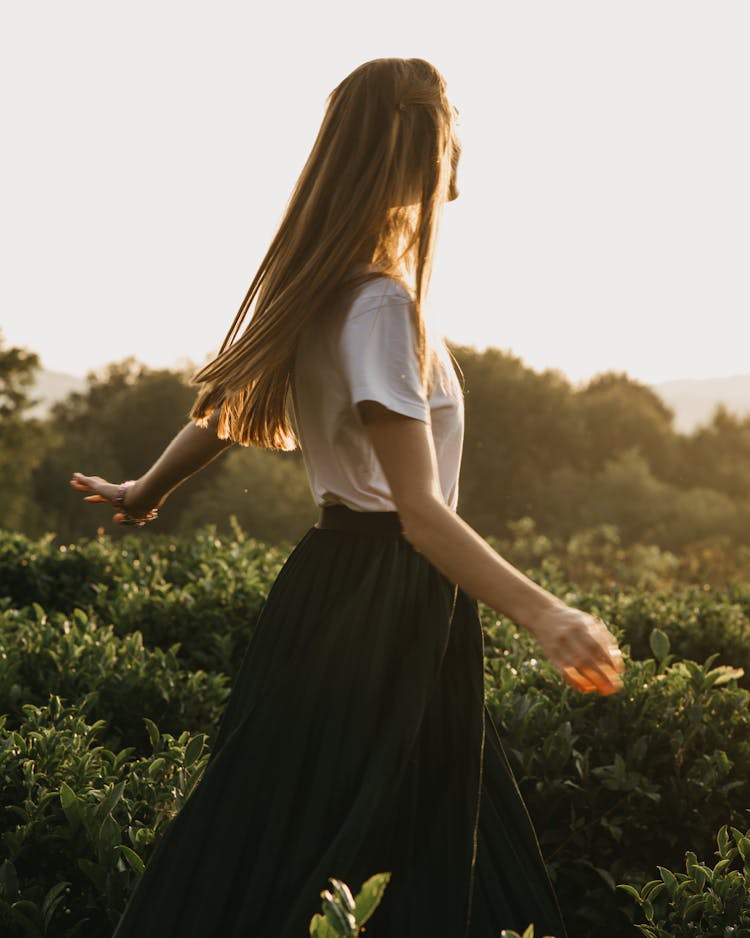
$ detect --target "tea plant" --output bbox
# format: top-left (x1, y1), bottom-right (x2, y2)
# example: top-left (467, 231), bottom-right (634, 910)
top-left (309, 874), bottom-right (390, 937)
top-left (619, 824), bottom-right (750, 936)
top-left (482, 617), bottom-right (750, 936)
top-left (0, 603), bottom-right (228, 751)
top-left (0, 697), bottom-right (208, 936)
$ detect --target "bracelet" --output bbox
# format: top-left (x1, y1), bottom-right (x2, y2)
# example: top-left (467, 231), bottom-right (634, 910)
top-left (114, 480), bottom-right (159, 527)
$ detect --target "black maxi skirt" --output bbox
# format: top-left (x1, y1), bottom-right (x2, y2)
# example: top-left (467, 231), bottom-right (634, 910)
top-left (112, 521), bottom-right (568, 938)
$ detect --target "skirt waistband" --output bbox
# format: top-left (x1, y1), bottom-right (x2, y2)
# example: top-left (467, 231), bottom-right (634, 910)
top-left (317, 504), bottom-right (402, 536)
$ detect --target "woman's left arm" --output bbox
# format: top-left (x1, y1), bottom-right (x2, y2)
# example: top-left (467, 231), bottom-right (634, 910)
top-left (70, 411), bottom-right (234, 523)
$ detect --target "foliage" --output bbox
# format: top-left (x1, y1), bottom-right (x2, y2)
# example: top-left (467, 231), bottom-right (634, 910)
top-left (482, 613), bottom-right (750, 937)
top-left (0, 697), bottom-right (209, 936)
top-left (6, 342), bottom-right (750, 551)
top-left (0, 527), bottom-right (286, 678)
top-left (0, 603), bottom-right (229, 751)
top-left (618, 825), bottom-right (750, 937)
top-left (2, 528), bottom-right (750, 936)
top-left (679, 405), bottom-right (750, 501)
top-left (0, 333), bottom-right (49, 531)
top-left (308, 874), bottom-right (391, 937)
top-left (26, 359), bottom-right (221, 542)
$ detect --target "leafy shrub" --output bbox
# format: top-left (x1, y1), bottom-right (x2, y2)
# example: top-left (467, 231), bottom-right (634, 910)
top-left (0, 604), bottom-right (228, 751)
top-left (619, 824), bottom-right (750, 936)
top-left (482, 614), bottom-right (750, 937)
top-left (309, 874), bottom-right (390, 937)
top-left (0, 528), bottom-right (285, 677)
top-left (3, 528), bottom-right (750, 936)
top-left (576, 589), bottom-right (750, 690)
top-left (0, 697), bottom-right (208, 937)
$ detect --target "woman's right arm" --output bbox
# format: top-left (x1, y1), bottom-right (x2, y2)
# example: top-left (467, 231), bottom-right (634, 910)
top-left (358, 401), bottom-right (625, 697)
top-left (71, 411), bottom-right (234, 521)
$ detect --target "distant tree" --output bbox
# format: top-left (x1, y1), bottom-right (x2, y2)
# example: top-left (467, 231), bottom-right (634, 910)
top-left (575, 372), bottom-right (678, 478)
top-left (534, 450), bottom-right (748, 548)
top-left (678, 405), bottom-right (750, 500)
top-left (180, 446), bottom-right (315, 544)
top-left (452, 346), bottom-right (586, 535)
top-left (0, 333), bottom-right (49, 529)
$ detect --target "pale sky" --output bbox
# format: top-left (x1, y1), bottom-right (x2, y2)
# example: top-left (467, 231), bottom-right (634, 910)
top-left (1, 1), bottom-right (748, 385)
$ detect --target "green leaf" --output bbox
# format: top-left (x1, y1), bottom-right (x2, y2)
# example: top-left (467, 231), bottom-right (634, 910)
top-left (353, 872), bottom-right (391, 927)
top-left (95, 780), bottom-right (126, 825)
top-left (657, 865), bottom-right (678, 894)
top-left (617, 883), bottom-right (643, 904)
top-left (98, 813), bottom-right (121, 863)
top-left (183, 734), bottom-right (205, 768)
top-left (709, 665), bottom-right (745, 686)
top-left (115, 845), bottom-right (145, 874)
top-left (309, 912), bottom-right (336, 937)
top-left (41, 881), bottom-right (70, 930)
top-left (649, 628), bottom-right (670, 662)
top-left (148, 757), bottom-right (167, 779)
top-left (712, 858), bottom-right (732, 876)
top-left (143, 718), bottom-right (160, 752)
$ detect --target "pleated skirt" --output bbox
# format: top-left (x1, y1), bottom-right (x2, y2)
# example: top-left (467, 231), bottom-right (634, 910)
top-left (112, 525), bottom-right (568, 938)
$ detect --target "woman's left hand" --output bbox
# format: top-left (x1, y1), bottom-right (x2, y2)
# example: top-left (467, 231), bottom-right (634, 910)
top-left (70, 473), bottom-right (160, 525)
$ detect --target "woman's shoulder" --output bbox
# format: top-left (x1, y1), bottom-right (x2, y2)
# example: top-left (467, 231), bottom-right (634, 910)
top-left (348, 274), bottom-right (413, 320)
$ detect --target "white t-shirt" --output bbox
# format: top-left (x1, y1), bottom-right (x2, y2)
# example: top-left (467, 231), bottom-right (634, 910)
top-left (292, 277), bottom-right (464, 512)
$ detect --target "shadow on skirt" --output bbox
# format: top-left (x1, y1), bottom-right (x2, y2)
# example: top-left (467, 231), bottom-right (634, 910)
top-left (112, 526), bottom-right (568, 938)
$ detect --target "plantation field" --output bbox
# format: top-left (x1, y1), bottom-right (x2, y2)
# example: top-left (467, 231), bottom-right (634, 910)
top-left (0, 528), bottom-right (749, 937)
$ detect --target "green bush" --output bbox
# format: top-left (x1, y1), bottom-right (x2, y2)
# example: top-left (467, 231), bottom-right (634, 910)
top-left (586, 588), bottom-right (750, 689)
top-left (0, 604), bottom-right (228, 751)
top-left (482, 613), bottom-right (750, 937)
top-left (0, 528), bottom-right (285, 677)
top-left (619, 824), bottom-right (750, 936)
top-left (3, 528), bottom-right (750, 936)
top-left (309, 874), bottom-right (390, 937)
top-left (0, 697), bottom-right (209, 936)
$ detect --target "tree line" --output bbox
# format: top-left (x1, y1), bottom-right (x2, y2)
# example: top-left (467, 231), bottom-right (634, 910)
top-left (2, 332), bottom-right (749, 550)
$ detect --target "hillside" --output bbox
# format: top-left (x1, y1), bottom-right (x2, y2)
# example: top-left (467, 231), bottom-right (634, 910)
top-left (27, 368), bottom-right (86, 417)
top-left (653, 375), bottom-right (750, 432)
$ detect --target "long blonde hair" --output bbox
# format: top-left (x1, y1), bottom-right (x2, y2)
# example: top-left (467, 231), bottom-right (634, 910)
top-left (190, 57), bottom-right (460, 449)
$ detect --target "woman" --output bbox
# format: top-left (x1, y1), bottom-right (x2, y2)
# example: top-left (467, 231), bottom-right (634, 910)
top-left (72, 58), bottom-right (624, 938)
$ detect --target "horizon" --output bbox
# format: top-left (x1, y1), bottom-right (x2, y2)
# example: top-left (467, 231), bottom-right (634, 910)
top-left (2, 2), bottom-right (749, 386)
top-left (30, 349), bottom-right (750, 390)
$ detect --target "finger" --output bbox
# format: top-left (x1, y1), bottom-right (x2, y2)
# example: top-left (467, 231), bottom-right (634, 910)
top-left (562, 666), bottom-right (598, 694)
top-left (591, 620), bottom-right (626, 672)
top-left (71, 473), bottom-right (96, 485)
top-left (83, 495), bottom-right (110, 504)
top-left (70, 479), bottom-right (93, 491)
top-left (579, 663), bottom-right (624, 696)
top-left (587, 628), bottom-right (626, 674)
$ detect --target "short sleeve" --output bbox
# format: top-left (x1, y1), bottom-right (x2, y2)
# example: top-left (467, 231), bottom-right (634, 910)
top-left (339, 281), bottom-right (430, 423)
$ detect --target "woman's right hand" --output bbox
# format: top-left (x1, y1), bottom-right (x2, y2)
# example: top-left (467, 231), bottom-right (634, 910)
top-left (529, 603), bottom-right (625, 695)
